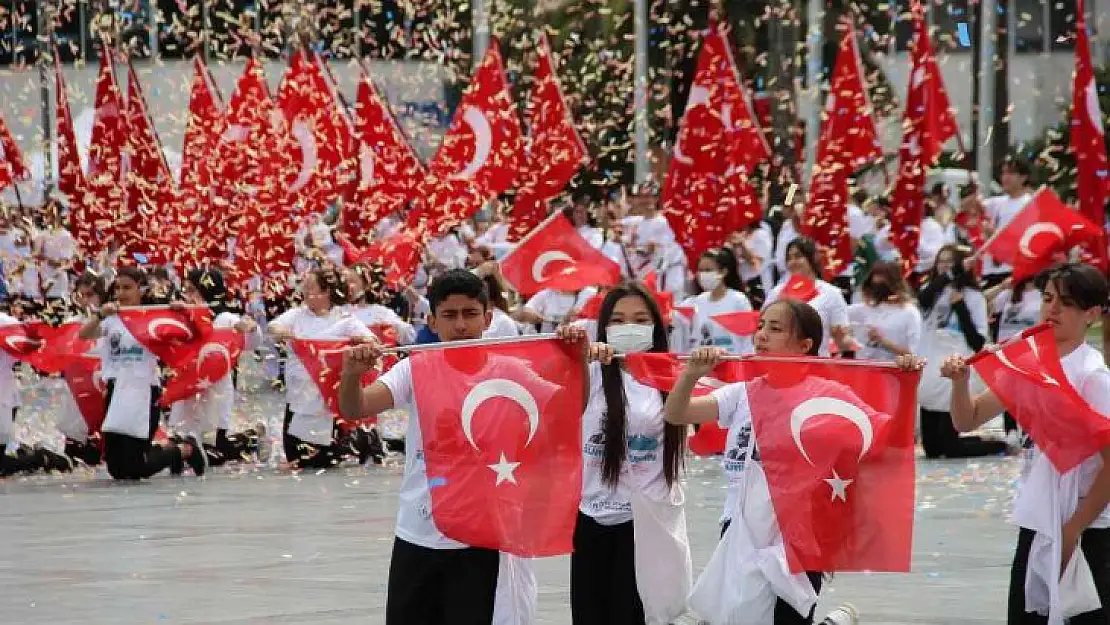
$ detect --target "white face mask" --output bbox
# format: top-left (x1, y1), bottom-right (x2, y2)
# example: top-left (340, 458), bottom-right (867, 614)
top-left (698, 271), bottom-right (722, 291)
top-left (606, 323), bottom-right (655, 354)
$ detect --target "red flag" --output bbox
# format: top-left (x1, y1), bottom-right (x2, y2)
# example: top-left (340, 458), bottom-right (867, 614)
top-left (0, 113), bottom-right (28, 191)
top-left (179, 57), bottom-right (226, 267)
top-left (357, 230), bottom-right (425, 289)
top-left (277, 50), bottom-right (358, 218)
top-left (290, 339), bottom-right (387, 417)
top-left (1071, 0), bottom-right (1110, 269)
top-left (27, 321), bottom-right (96, 374)
top-left (349, 67), bottom-right (426, 245)
top-left (508, 33), bottom-right (588, 241)
top-left (801, 22), bottom-right (882, 277)
top-left (412, 338), bottom-right (584, 556)
top-left (64, 355), bottom-right (107, 435)
top-left (970, 324), bottom-right (1110, 472)
top-left (122, 62), bottom-right (180, 264)
top-left (0, 323), bottom-right (38, 361)
top-left (623, 352), bottom-right (745, 395)
top-left (160, 329), bottom-right (246, 406)
top-left (116, 307), bottom-right (214, 364)
top-left (745, 357), bottom-right (917, 572)
top-left (499, 214), bottom-right (621, 296)
top-left (674, 305), bottom-right (696, 325)
top-left (86, 48), bottom-right (127, 247)
top-left (980, 188), bottom-right (1103, 282)
top-left (55, 54), bottom-right (94, 254)
top-left (410, 41), bottom-right (525, 238)
top-left (711, 311), bottom-right (760, 337)
top-left (890, 2), bottom-right (959, 273)
top-left (778, 274), bottom-right (819, 303)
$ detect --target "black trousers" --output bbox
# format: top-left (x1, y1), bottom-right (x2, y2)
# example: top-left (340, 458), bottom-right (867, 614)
top-left (205, 428), bottom-right (258, 467)
top-left (1009, 527), bottom-right (1110, 624)
top-left (102, 432), bottom-right (179, 480)
top-left (64, 437), bottom-right (102, 466)
top-left (920, 408), bottom-right (1008, 459)
top-left (721, 519), bottom-right (823, 624)
top-left (983, 272), bottom-right (1013, 290)
top-left (571, 512), bottom-right (645, 625)
top-left (0, 443), bottom-right (46, 476)
top-left (385, 537), bottom-right (499, 625)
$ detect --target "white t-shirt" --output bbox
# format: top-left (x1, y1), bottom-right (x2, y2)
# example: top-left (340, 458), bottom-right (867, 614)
top-left (632, 215), bottom-right (684, 272)
top-left (993, 288), bottom-right (1041, 342)
top-left (97, 314), bottom-right (160, 384)
top-left (774, 220), bottom-right (799, 278)
top-left (848, 302), bottom-right (923, 361)
top-left (483, 307), bottom-right (521, 339)
top-left (712, 381), bottom-right (757, 522)
top-left (923, 286), bottom-right (990, 342)
top-left (739, 226), bottom-right (774, 288)
top-left (426, 233), bottom-right (468, 271)
top-left (347, 304), bottom-right (416, 345)
top-left (271, 306), bottom-right (371, 444)
top-left (982, 193), bottom-right (1032, 276)
top-left (0, 313), bottom-right (21, 410)
top-left (689, 289), bottom-right (754, 354)
top-left (580, 362), bottom-right (670, 525)
top-left (578, 225), bottom-right (604, 250)
top-left (916, 217), bottom-right (946, 273)
top-left (524, 288), bottom-right (596, 333)
top-left (765, 278), bottom-right (850, 356)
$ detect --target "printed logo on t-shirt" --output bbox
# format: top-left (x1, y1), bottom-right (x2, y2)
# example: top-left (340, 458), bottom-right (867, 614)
top-left (627, 434), bottom-right (660, 463)
top-left (108, 332), bottom-right (145, 363)
top-left (584, 430), bottom-right (606, 460)
top-left (723, 424), bottom-right (760, 475)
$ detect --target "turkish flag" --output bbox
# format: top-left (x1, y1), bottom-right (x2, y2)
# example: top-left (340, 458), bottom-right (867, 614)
top-left (970, 324), bottom-right (1110, 472)
top-left (890, 3), bottom-right (959, 273)
top-left (64, 355), bottom-right (107, 435)
top-left (623, 352), bottom-right (744, 395)
top-left (55, 53), bottom-right (94, 254)
top-left (778, 274), bottom-right (820, 303)
top-left (117, 307), bottom-right (214, 363)
top-left (178, 57), bottom-right (226, 267)
top-left (0, 323), bottom-right (38, 361)
top-left (1071, 0), bottom-right (1110, 270)
top-left (86, 47), bottom-right (127, 247)
top-left (980, 187), bottom-right (1103, 282)
top-left (357, 230), bottom-right (425, 289)
top-left (499, 214), bottom-right (621, 296)
top-left (161, 329), bottom-right (246, 406)
top-left (0, 113), bottom-right (28, 192)
top-left (508, 33), bottom-right (588, 242)
top-left (745, 356), bottom-right (918, 573)
top-left (711, 311), bottom-right (760, 337)
top-left (409, 40), bottom-right (525, 239)
top-left (801, 21), bottom-right (882, 277)
top-left (289, 338), bottom-right (390, 417)
top-left (411, 338), bottom-right (584, 556)
top-left (31, 321), bottom-right (97, 374)
top-left (349, 66), bottom-right (426, 246)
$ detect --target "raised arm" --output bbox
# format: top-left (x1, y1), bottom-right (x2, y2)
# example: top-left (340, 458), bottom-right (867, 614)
top-left (663, 347), bottom-right (726, 426)
top-left (940, 354), bottom-right (1005, 432)
top-left (79, 302), bottom-right (117, 339)
top-left (339, 343), bottom-right (396, 418)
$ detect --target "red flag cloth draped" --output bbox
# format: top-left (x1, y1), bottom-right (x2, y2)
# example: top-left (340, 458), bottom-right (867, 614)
top-left (179, 57), bottom-right (226, 267)
top-left (979, 188), bottom-right (1103, 282)
top-left (744, 357), bottom-right (917, 573)
top-left (663, 27), bottom-right (768, 268)
top-left (65, 355), bottom-right (107, 435)
top-left (357, 230), bottom-right (425, 289)
top-left (508, 33), bottom-right (588, 242)
top-left (0, 113), bottom-right (28, 191)
top-left (623, 352), bottom-right (745, 395)
top-left (0, 321), bottom-right (94, 374)
top-left (969, 324), bottom-right (1110, 472)
top-left (408, 40), bottom-right (524, 239)
top-left (1071, 0), bottom-right (1110, 270)
top-left (890, 2), bottom-right (959, 273)
top-left (86, 48), bottom-right (127, 247)
top-left (801, 23), bottom-right (882, 277)
top-left (411, 338), bottom-right (584, 556)
top-left (116, 307), bottom-right (214, 364)
top-left (122, 62), bottom-right (180, 265)
top-left (55, 54), bottom-right (94, 254)
top-left (499, 214), bottom-right (621, 296)
top-left (777, 274), bottom-right (819, 303)
top-left (276, 50), bottom-right (357, 218)
top-left (160, 328), bottom-right (246, 406)
top-left (711, 311), bottom-right (760, 337)
top-left (348, 68), bottom-right (426, 246)
top-left (289, 338), bottom-right (388, 417)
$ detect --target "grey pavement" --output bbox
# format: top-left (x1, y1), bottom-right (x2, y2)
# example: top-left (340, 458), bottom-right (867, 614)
top-left (0, 363), bottom-right (1019, 624)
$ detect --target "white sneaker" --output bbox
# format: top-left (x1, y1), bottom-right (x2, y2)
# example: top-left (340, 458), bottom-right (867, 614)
top-left (821, 603), bottom-right (860, 625)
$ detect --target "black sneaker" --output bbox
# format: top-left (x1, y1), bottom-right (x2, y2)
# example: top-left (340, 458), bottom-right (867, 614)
top-left (184, 436), bottom-right (207, 477)
top-left (38, 448), bottom-right (74, 473)
top-left (367, 427), bottom-right (385, 465)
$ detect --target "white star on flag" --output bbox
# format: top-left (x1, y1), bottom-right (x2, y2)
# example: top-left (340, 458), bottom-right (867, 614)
top-left (824, 469), bottom-right (854, 502)
top-left (488, 452), bottom-right (521, 486)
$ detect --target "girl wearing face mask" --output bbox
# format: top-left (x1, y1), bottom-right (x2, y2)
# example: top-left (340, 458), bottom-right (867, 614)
top-left (79, 267), bottom-right (205, 480)
top-left (556, 282), bottom-right (688, 625)
top-left (687, 248), bottom-right (753, 354)
top-left (764, 237), bottom-right (851, 357)
top-left (847, 262), bottom-right (922, 362)
top-left (345, 263), bottom-right (417, 346)
top-left (941, 264), bottom-right (1110, 624)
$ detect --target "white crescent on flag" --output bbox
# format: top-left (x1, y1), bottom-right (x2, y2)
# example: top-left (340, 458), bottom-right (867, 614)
top-left (148, 318), bottom-right (194, 342)
top-left (288, 120), bottom-right (318, 193)
top-left (1086, 79), bottom-right (1105, 136)
top-left (531, 251), bottom-right (575, 283)
top-left (790, 396), bottom-right (874, 466)
top-left (460, 379), bottom-right (540, 451)
top-left (197, 342), bottom-right (232, 375)
top-left (450, 106), bottom-right (493, 180)
top-left (1018, 222), bottom-right (1065, 258)
top-left (4, 335), bottom-right (33, 353)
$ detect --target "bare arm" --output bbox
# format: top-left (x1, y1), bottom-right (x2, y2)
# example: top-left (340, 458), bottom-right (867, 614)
top-left (78, 303), bottom-right (117, 339)
top-left (942, 354), bottom-right (1006, 432)
top-left (339, 344), bottom-right (394, 418)
top-left (663, 347), bottom-right (725, 426)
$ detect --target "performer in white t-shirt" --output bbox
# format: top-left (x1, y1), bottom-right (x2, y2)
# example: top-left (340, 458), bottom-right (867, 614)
top-left (980, 159), bottom-right (1034, 288)
top-left (687, 247), bottom-right (754, 354)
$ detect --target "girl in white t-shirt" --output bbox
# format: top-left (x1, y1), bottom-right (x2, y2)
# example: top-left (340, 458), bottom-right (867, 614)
top-left (664, 299), bottom-right (903, 624)
top-left (688, 247), bottom-right (754, 354)
top-left (847, 262), bottom-right (922, 362)
top-left (941, 264), bottom-right (1110, 623)
top-left (345, 263), bottom-right (417, 346)
top-left (556, 282), bottom-right (688, 624)
top-left (764, 236), bottom-right (852, 357)
top-left (79, 266), bottom-right (204, 480)
top-left (269, 266), bottom-right (373, 469)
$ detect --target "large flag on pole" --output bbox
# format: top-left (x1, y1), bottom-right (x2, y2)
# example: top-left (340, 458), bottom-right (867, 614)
top-left (179, 56), bottom-right (226, 267)
top-left (1070, 0), bottom-right (1110, 270)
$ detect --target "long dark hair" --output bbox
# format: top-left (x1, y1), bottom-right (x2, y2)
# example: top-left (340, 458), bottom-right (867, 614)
top-left (595, 282), bottom-right (685, 488)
